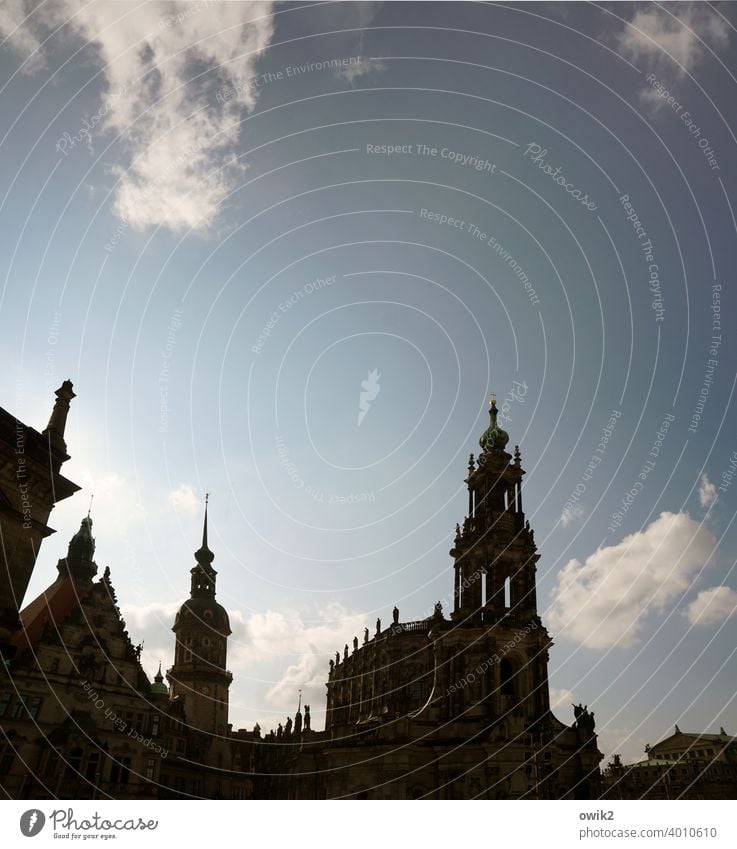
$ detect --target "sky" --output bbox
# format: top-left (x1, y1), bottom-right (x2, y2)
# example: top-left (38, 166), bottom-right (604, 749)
top-left (1, 1), bottom-right (736, 765)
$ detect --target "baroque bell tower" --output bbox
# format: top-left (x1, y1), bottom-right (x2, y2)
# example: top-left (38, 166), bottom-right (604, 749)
top-left (452, 397), bottom-right (539, 626)
top-left (167, 496), bottom-right (232, 736)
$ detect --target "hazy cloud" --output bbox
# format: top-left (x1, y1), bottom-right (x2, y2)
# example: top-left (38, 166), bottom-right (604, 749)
top-left (0, 0), bottom-right (44, 74)
top-left (169, 482), bottom-right (200, 514)
top-left (549, 687), bottom-right (575, 713)
top-left (560, 503), bottom-right (585, 527)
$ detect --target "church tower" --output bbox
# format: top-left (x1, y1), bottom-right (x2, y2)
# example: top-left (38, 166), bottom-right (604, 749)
top-left (452, 396), bottom-right (539, 626)
top-left (448, 396), bottom-right (550, 722)
top-left (167, 497), bottom-right (232, 736)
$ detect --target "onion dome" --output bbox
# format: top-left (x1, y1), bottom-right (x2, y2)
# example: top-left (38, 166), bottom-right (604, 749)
top-left (479, 397), bottom-right (509, 453)
top-left (151, 662), bottom-right (168, 695)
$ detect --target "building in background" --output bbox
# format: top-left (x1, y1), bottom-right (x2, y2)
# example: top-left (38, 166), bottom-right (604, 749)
top-left (602, 727), bottom-right (737, 799)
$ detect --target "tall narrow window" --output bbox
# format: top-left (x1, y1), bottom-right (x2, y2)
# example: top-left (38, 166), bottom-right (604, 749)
top-left (65, 747), bottom-right (83, 777)
top-left (85, 752), bottom-right (100, 782)
top-left (0, 693), bottom-right (11, 718)
top-left (504, 576), bottom-right (511, 609)
top-left (0, 743), bottom-right (15, 775)
top-left (500, 659), bottom-right (515, 697)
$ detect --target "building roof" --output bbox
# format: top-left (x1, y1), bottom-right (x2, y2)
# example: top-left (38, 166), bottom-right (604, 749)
top-left (11, 575), bottom-right (93, 654)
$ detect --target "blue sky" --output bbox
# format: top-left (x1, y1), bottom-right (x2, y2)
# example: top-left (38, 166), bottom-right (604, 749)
top-left (1, 1), bottom-right (736, 763)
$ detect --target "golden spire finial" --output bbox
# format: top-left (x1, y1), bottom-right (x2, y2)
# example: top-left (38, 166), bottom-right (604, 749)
top-left (489, 394), bottom-right (496, 406)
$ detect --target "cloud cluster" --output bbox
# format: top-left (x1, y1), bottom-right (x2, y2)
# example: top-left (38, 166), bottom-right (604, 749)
top-left (548, 512), bottom-right (716, 649)
top-left (616, 3), bottom-right (730, 73)
top-left (235, 603), bottom-right (367, 710)
top-left (122, 598), bottom-right (366, 728)
top-left (1, 0), bottom-right (275, 233)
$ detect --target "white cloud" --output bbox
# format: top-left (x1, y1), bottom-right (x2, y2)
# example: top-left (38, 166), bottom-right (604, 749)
top-left (686, 586), bottom-right (737, 627)
top-left (1, 1), bottom-right (275, 233)
top-left (616, 4), bottom-right (730, 73)
top-left (560, 503), bottom-right (585, 527)
top-left (548, 512), bottom-right (716, 649)
top-left (168, 482), bottom-right (200, 514)
top-left (699, 474), bottom-right (717, 508)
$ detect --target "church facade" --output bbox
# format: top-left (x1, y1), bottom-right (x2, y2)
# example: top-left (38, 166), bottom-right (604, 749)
top-left (1, 383), bottom-right (604, 799)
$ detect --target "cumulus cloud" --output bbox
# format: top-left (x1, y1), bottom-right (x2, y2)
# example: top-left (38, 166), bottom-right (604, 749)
top-left (168, 482), bottom-right (200, 514)
top-left (548, 512), bottom-right (716, 649)
top-left (616, 3), bottom-right (730, 73)
top-left (560, 503), bottom-right (585, 527)
top-left (121, 598), bottom-right (366, 729)
top-left (698, 474), bottom-right (717, 508)
top-left (1, 1), bottom-right (275, 233)
top-left (686, 586), bottom-right (737, 627)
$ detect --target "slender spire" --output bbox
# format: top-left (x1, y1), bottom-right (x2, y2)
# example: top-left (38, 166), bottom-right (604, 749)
top-left (194, 492), bottom-right (214, 566)
top-left (87, 493), bottom-right (94, 519)
top-left (191, 493), bottom-right (216, 597)
top-left (202, 492), bottom-right (209, 548)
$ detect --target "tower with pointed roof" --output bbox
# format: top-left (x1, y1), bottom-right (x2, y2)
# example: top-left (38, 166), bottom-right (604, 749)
top-left (167, 496), bottom-right (233, 737)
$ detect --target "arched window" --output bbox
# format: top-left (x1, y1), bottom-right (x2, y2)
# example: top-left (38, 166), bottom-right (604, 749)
top-left (500, 659), bottom-right (515, 697)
